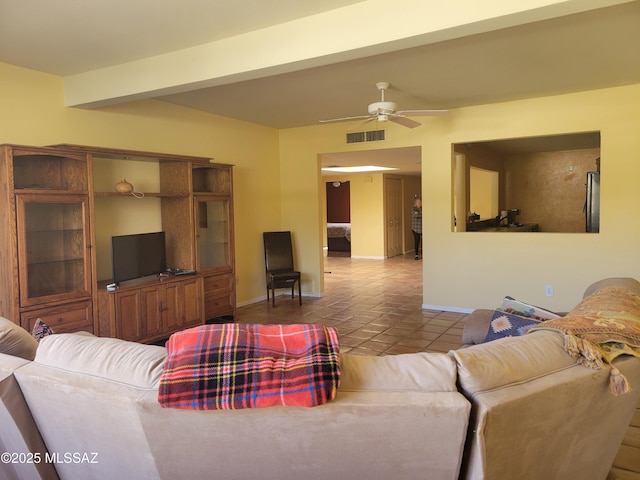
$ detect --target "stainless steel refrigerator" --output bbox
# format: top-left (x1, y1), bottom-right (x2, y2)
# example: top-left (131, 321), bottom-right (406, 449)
top-left (586, 171), bottom-right (600, 233)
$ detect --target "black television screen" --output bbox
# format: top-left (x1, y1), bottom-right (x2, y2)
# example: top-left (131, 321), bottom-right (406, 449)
top-left (111, 232), bottom-right (167, 285)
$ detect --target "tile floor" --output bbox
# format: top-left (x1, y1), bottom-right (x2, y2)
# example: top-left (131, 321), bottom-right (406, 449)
top-left (236, 253), bottom-right (640, 479)
top-left (235, 253), bottom-right (466, 355)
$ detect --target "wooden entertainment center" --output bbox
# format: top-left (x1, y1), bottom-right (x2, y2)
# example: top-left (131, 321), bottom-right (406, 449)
top-left (0, 144), bottom-right (235, 344)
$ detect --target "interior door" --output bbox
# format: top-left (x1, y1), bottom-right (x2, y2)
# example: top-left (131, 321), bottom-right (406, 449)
top-left (385, 177), bottom-right (403, 257)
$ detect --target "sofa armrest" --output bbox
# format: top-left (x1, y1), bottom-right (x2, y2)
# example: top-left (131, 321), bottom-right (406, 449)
top-left (582, 277), bottom-right (640, 298)
top-left (0, 353), bottom-right (58, 480)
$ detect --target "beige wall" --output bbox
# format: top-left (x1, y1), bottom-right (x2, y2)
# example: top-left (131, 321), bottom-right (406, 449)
top-left (4, 60), bottom-right (640, 313)
top-left (422, 86), bottom-right (639, 312)
top-left (280, 84), bottom-right (640, 312)
top-left (0, 62), bottom-right (281, 306)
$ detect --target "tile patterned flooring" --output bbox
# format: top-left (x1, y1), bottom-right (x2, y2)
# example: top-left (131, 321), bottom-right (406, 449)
top-left (235, 253), bottom-right (466, 355)
top-left (236, 254), bottom-right (640, 479)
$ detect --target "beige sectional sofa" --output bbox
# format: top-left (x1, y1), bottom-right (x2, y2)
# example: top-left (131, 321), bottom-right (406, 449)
top-left (1, 278), bottom-right (640, 480)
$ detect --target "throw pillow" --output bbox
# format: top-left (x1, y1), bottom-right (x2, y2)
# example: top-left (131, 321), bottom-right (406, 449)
top-left (484, 310), bottom-right (542, 342)
top-left (0, 317), bottom-right (39, 360)
top-left (32, 318), bottom-right (55, 342)
top-left (499, 296), bottom-right (560, 320)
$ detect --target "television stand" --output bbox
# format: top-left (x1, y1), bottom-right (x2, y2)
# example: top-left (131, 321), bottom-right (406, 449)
top-left (97, 274), bottom-right (204, 344)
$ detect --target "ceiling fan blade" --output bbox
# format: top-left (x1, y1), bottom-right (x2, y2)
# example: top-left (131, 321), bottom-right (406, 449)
top-left (319, 114), bottom-right (372, 124)
top-left (348, 116), bottom-right (378, 131)
top-left (389, 116), bottom-right (422, 128)
top-left (396, 109), bottom-right (449, 116)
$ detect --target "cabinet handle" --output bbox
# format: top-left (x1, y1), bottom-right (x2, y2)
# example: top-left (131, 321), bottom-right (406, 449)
top-left (56, 317), bottom-right (64, 323)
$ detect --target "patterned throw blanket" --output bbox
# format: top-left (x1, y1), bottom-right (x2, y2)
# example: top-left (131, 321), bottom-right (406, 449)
top-left (529, 286), bottom-right (640, 395)
top-left (158, 323), bottom-right (340, 410)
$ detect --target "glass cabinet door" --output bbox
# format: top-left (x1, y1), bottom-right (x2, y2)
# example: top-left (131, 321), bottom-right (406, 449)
top-left (16, 194), bottom-right (92, 306)
top-left (195, 198), bottom-right (232, 271)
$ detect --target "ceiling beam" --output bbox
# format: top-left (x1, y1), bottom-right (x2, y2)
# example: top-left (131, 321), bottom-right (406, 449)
top-left (64, 0), bottom-right (634, 108)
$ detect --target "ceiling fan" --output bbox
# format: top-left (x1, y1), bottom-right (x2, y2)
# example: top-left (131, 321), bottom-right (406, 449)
top-left (319, 81), bottom-right (449, 129)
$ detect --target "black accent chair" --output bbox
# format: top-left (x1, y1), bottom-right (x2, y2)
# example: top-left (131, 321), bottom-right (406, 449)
top-left (263, 231), bottom-right (301, 307)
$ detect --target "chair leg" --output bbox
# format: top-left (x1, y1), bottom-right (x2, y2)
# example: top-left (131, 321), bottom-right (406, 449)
top-left (298, 280), bottom-right (302, 305)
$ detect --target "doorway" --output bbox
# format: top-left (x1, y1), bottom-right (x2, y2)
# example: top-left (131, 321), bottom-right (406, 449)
top-left (385, 177), bottom-right (403, 257)
top-left (326, 181), bottom-right (351, 256)
top-left (319, 146), bottom-right (422, 258)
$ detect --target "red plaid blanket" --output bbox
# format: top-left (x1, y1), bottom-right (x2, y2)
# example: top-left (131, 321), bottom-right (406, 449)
top-left (158, 323), bottom-right (340, 410)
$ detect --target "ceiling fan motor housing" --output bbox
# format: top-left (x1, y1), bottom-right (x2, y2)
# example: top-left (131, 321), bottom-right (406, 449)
top-left (368, 101), bottom-right (396, 115)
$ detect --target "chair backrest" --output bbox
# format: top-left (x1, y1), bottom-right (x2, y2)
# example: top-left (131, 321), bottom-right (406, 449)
top-left (263, 231), bottom-right (295, 272)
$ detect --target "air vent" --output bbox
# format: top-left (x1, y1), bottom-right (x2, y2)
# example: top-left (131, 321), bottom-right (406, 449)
top-left (366, 130), bottom-right (385, 142)
top-left (346, 129), bottom-right (385, 144)
top-left (346, 132), bottom-right (365, 144)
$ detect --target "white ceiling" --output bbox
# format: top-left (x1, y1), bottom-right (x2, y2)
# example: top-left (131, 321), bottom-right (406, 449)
top-left (0, 0), bottom-right (363, 76)
top-left (1, 0), bottom-right (638, 174)
top-left (160, 2), bottom-right (640, 129)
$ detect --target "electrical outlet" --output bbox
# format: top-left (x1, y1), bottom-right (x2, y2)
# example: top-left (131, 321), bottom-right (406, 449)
top-left (545, 285), bottom-right (554, 297)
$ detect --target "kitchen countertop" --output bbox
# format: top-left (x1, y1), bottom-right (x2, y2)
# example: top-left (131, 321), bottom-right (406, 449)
top-left (475, 223), bottom-right (539, 232)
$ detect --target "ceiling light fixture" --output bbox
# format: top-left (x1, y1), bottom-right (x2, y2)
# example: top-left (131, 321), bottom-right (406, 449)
top-left (322, 165), bottom-right (398, 173)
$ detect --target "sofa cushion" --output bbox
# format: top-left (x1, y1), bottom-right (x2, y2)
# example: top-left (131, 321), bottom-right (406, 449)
top-left (450, 330), bottom-right (576, 394)
top-left (35, 333), bottom-right (166, 389)
top-left (484, 310), bottom-right (542, 342)
top-left (0, 317), bottom-right (38, 360)
top-left (340, 351), bottom-right (458, 392)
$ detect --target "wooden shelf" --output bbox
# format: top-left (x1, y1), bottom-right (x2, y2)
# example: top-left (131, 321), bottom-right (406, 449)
top-left (52, 143), bottom-right (213, 164)
top-left (93, 191), bottom-right (189, 198)
top-left (15, 188), bottom-right (90, 195)
top-left (0, 143), bottom-right (235, 343)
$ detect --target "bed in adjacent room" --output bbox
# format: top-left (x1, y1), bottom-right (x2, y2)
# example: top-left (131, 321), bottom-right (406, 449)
top-left (327, 222), bottom-right (351, 253)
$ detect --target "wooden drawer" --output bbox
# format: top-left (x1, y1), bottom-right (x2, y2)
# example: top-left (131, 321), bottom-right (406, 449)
top-left (203, 273), bottom-right (233, 293)
top-left (204, 290), bottom-right (233, 318)
top-left (21, 300), bottom-right (93, 335)
top-left (202, 273), bottom-right (234, 320)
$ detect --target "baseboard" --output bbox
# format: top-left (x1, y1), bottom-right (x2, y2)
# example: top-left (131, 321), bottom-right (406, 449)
top-left (236, 292), bottom-right (318, 308)
top-left (236, 296), bottom-right (268, 307)
top-left (422, 304), bottom-right (474, 314)
top-left (350, 256), bottom-right (385, 260)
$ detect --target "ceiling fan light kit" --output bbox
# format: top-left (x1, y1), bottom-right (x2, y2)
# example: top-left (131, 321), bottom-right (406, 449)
top-left (320, 81), bottom-right (449, 129)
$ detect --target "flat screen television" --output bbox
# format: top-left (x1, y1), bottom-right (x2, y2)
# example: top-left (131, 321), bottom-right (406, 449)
top-left (111, 231), bottom-right (167, 286)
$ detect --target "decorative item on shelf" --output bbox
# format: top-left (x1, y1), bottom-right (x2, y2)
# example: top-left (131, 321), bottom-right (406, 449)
top-left (114, 177), bottom-right (144, 198)
top-left (114, 177), bottom-right (133, 193)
